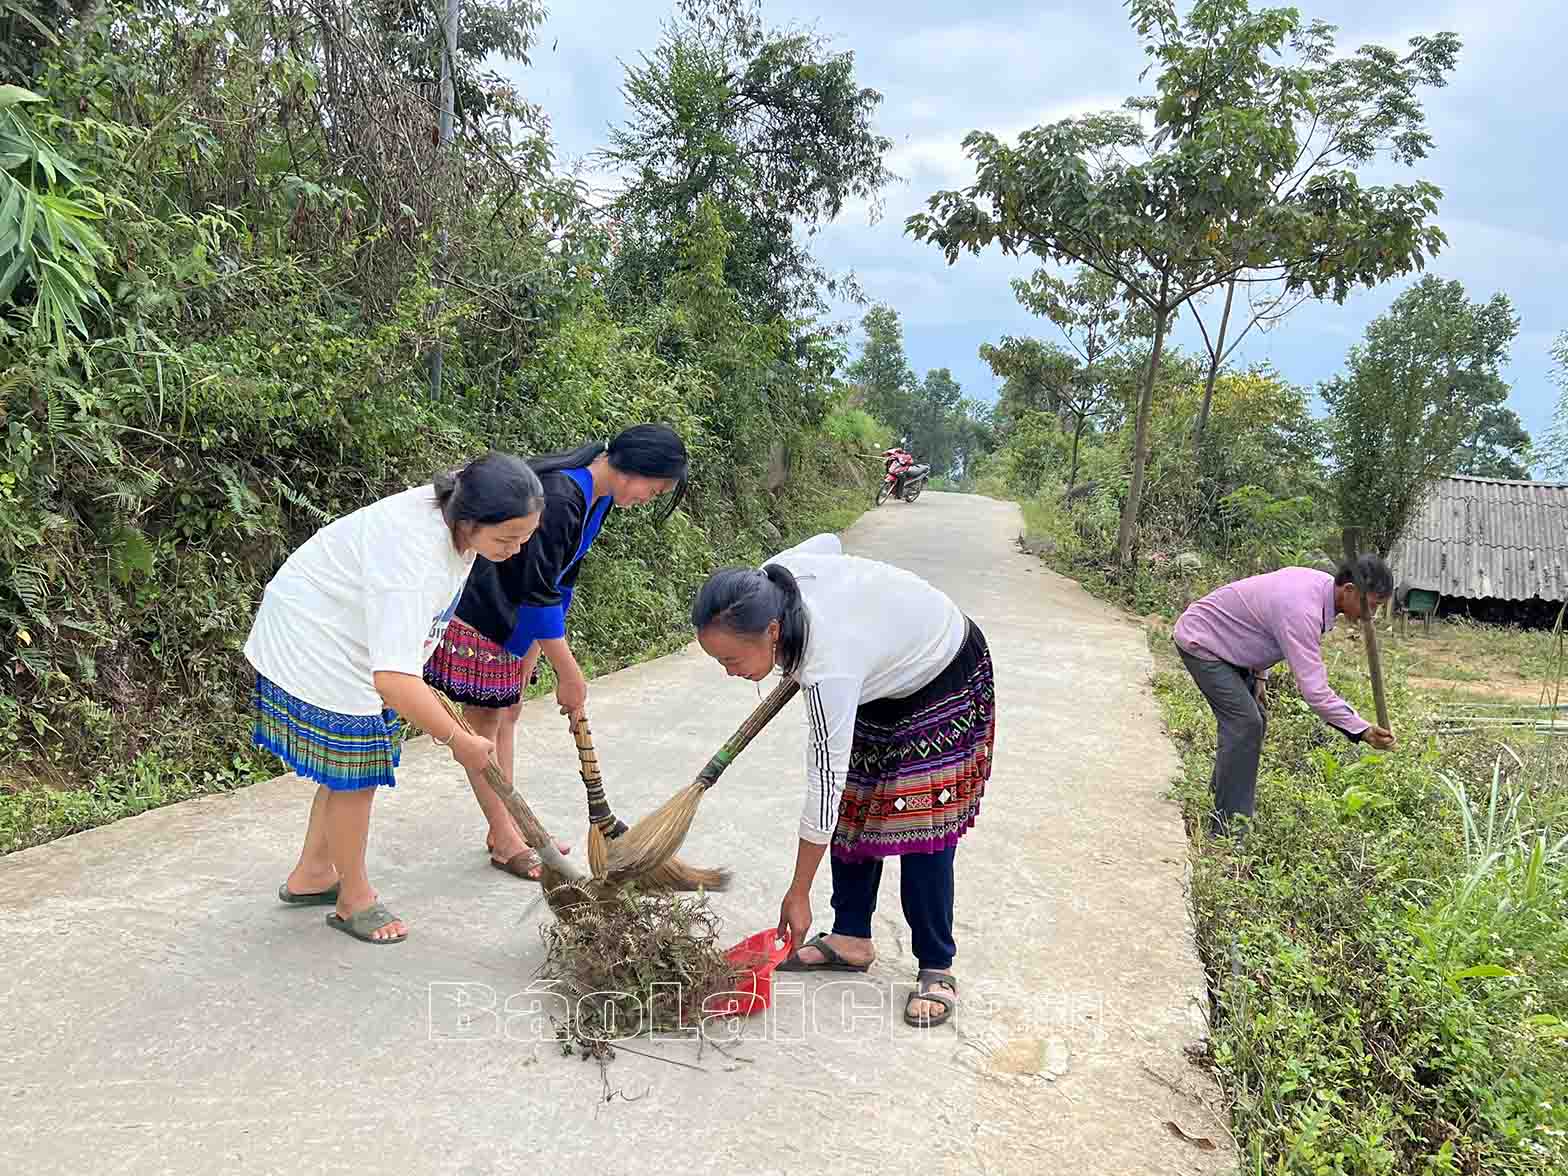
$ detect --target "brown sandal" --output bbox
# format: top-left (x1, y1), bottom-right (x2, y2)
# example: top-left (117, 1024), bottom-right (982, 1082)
top-left (491, 849), bottom-right (544, 881)
top-left (486, 836), bottom-right (572, 856)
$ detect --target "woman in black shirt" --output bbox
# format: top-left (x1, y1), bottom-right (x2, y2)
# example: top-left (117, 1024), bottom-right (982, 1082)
top-left (423, 425), bottom-right (688, 879)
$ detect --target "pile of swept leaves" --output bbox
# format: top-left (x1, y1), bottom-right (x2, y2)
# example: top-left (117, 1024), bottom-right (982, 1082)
top-left (537, 884), bottom-right (741, 1048)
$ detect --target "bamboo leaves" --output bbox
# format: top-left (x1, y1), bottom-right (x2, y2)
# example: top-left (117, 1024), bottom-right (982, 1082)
top-left (0, 85), bottom-right (111, 351)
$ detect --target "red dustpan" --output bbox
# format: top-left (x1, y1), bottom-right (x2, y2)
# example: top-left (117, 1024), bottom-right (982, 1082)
top-left (705, 928), bottom-right (793, 1018)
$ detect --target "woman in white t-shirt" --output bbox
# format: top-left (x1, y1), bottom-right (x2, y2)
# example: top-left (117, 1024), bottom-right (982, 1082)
top-left (691, 535), bottom-right (996, 1029)
top-left (244, 452), bottom-right (545, 945)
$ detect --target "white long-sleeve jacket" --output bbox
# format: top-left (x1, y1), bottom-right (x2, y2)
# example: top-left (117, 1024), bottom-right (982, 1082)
top-left (766, 534), bottom-right (967, 844)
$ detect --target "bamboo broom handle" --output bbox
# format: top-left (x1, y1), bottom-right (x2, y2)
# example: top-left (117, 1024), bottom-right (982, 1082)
top-left (1341, 528), bottom-right (1392, 731)
top-left (695, 678), bottom-right (801, 791)
top-left (436, 692), bottom-right (580, 879)
top-left (569, 712), bottom-right (627, 837)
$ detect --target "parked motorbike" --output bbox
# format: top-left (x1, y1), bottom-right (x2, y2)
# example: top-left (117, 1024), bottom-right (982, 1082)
top-left (876, 461), bottom-right (931, 506)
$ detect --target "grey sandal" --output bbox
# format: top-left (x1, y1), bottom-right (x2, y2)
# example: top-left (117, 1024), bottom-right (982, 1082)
top-left (277, 881), bottom-right (340, 906)
top-left (326, 901), bottom-right (407, 945)
top-left (775, 932), bottom-right (872, 973)
top-left (904, 969), bottom-right (958, 1028)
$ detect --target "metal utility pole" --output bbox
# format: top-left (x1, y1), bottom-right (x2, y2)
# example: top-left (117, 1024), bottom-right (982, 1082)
top-left (428, 0), bottom-right (459, 400)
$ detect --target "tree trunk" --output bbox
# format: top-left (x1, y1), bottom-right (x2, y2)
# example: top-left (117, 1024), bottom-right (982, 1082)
top-left (1192, 277), bottom-right (1236, 462)
top-left (1115, 282), bottom-right (1171, 566)
top-left (1068, 415), bottom-right (1085, 497)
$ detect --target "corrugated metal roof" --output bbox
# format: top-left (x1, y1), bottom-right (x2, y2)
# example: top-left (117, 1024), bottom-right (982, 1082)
top-left (1390, 475), bottom-right (1568, 603)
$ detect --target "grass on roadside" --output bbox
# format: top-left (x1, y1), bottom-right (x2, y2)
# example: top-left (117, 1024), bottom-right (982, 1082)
top-left (1395, 618), bottom-right (1568, 703)
top-left (1154, 634), bottom-right (1568, 1175)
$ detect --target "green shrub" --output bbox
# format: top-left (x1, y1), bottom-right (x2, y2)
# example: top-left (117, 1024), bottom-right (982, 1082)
top-left (823, 403), bottom-right (893, 453)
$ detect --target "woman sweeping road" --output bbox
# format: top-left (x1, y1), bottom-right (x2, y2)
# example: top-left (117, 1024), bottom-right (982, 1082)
top-left (690, 534), bottom-right (995, 1029)
top-left (423, 425), bottom-right (688, 881)
top-left (244, 453), bottom-right (546, 944)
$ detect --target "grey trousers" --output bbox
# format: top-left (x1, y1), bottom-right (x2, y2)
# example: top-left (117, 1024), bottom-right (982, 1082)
top-left (1178, 647), bottom-right (1267, 837)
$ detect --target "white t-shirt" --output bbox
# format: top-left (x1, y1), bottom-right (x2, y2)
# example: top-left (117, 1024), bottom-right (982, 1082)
top-left (243, 485), bottom-right (476, 716)
top-left (767, 534), bottom-right (968, 845)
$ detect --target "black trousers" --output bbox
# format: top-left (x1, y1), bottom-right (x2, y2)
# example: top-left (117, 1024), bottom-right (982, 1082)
top-left (829, 846), bottom-right (957, 971)
top-left (1178, 648), bottom-right (1267, 837)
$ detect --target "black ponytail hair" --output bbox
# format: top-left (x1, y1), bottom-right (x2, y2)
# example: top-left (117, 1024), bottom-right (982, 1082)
top-left (690, 562), bottom-right (809, 675)
top-left (432, 452), bottom-right (545, 538)
top-left (529, 423), bottom-right (689, 524)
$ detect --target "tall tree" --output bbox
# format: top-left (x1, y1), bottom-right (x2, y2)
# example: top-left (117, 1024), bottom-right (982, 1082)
top-left (949, 398), bottom-right (996, 482)
top-left (908, 0), bottom-right (1450, 566)
top-left (1174, 15), bottom-right (1459, 457)
top-left (848, 308), bottom-right (989, 477)
top-left (1451, 406), bottom-right (1532, 479)
top-left (978, 336), bottom-right (1076, 436)
top-left (1325, 275), bottom-right (1519, 556)
top-left (846, 304), bottom-right (917, 436)
top-left (1538, 332), bottom-right (1568, 479)
top-left (1013, 267), bottom-right (1151, 494)
top-left (603, 0), bottom-right (893, 326)
top-left (909, 367), bottom-right (963, 477)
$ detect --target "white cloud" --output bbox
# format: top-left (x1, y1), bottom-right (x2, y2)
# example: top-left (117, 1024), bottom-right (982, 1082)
top-left (890, 11), bottom-right (1111, 76)
top-left (879, 95), bottom-right (1129, 196)
top-left (1433, 218), bottom-right (1568, 282)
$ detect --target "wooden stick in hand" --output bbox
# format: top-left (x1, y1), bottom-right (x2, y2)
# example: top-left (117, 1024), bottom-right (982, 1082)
top-left (1341, 528), bottom-right (1392, 731)
top-left (435, 692), bottom-right (579, 879)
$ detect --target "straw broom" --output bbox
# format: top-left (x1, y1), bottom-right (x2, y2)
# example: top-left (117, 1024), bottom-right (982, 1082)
top-left (435, 692), bottom-right (598, 920)
top-left (600, 677), bottom-right (801, 881)
top-left (569, 710), bottom-right (730, 891)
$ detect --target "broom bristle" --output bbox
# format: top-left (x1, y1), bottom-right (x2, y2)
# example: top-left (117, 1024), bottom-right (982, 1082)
top-left (587, 823), bottom-right (609, 880)
top-left (434, 690), bottom-right (723, 918)
top-left (604, 780), bottom-right (706, 879)
top-left (642, 859), bottom-right (731, 891)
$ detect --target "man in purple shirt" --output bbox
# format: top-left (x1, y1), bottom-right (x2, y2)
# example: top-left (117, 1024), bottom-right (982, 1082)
top-left (1174, 554), bottom-right (1397, 836)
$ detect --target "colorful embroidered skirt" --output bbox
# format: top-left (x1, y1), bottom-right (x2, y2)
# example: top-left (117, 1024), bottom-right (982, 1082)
top-left (252, 673), bottom-right (402, 791)
top-left (422, 617), bottom-right (525, 707)
top-left (831, 619), bottom-right (995, 863)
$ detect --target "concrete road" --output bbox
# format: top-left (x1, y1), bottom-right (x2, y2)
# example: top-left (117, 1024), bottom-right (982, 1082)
top-left (0, 492), bottom-right (1230, 1175)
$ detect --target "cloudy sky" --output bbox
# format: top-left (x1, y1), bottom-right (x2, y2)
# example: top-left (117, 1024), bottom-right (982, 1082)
top-left (501, 0), bottom-right (1567, 451)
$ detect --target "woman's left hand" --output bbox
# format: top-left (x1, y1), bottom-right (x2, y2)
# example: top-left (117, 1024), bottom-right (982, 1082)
top-left (777, 886), bottom-right (812, 946)
top-left (555, 668), bottom-right (588, 718)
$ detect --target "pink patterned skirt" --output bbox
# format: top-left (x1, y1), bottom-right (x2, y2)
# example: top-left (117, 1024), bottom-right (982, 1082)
top-left (422, 618), bottom-right (525, 708)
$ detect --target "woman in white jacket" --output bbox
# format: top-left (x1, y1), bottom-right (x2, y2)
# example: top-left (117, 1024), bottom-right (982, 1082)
top-left (691, 534), bottom-right (996, 1028)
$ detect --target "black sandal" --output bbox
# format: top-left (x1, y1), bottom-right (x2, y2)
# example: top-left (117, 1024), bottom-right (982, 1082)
top-left (775, 932), bottom-right (872, 973)
top-left (904, 969), bottom-right (958, 1028)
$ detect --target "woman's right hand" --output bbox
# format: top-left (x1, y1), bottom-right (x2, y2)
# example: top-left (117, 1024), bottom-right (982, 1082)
top-left (452, 729), bottom-right (497, 776)
top-left (1364, 725), bottom-right (1396, 751)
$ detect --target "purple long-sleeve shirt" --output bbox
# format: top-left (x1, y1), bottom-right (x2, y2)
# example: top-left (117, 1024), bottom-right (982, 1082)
top-left (1174, 566), bottom-right (1370, 738)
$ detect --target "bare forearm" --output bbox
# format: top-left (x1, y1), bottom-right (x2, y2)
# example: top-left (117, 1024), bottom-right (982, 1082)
top-left (373, 671), bottom-right (461, 737)
top-left (787, 837), bottom-right (829, 895)
top-left (374, 670), bottom-right (492, 771)
top-left (538, 637), bottom-right (582, 682)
